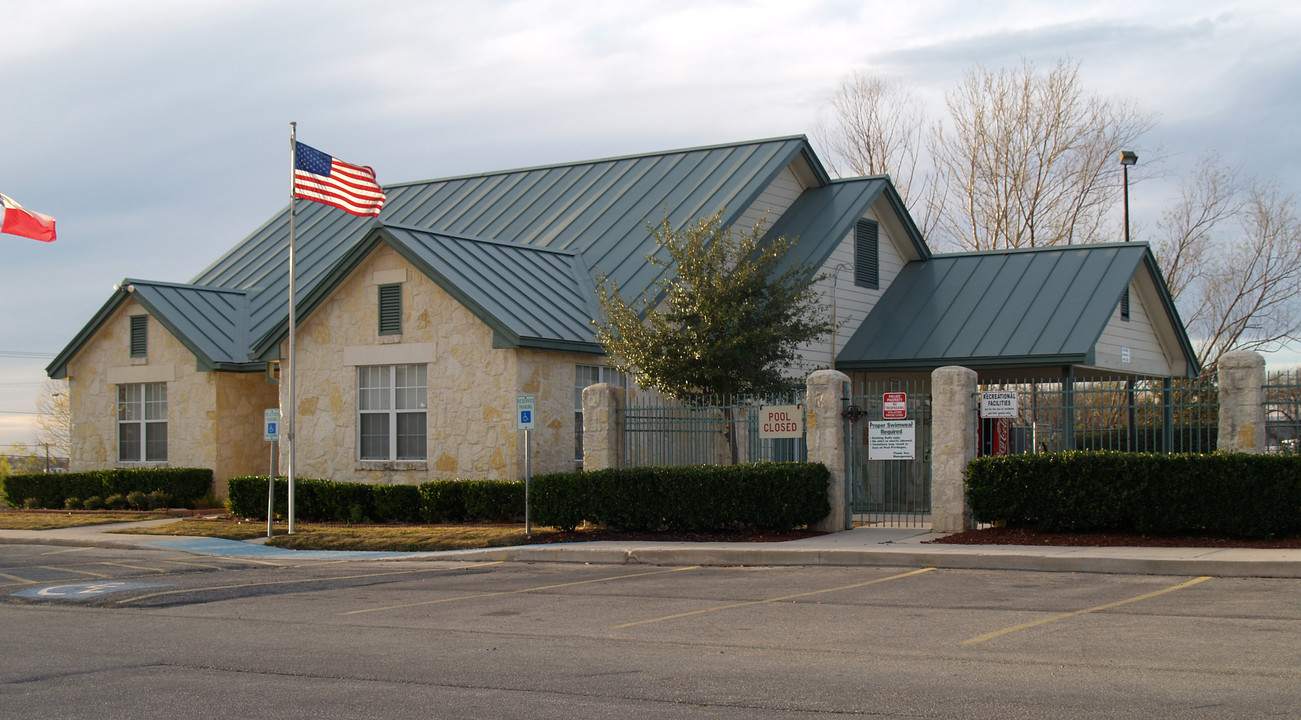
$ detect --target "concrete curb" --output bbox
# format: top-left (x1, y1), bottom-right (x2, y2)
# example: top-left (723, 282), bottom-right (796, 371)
top-left (416, 543), bottom-right (1301, 578)
top-left (4, 523), bottom-right (1301, 578)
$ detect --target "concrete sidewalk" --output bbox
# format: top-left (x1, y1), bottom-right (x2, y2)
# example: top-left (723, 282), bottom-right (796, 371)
top-left (3, 520), bottom-right (1301, 578)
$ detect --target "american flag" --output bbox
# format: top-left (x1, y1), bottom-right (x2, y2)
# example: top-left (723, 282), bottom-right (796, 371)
top-left (292, 142), bottom-right (386, 217)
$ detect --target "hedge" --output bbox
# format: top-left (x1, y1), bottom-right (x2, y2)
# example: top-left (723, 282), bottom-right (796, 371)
top-left (530, 462), bottom-right (831, 532)
top-left (2, 468), bottom-right (213, 509)
top-left (966, 451), bottom-right (1301, 538)
top-left (226, 476), bottom-right (524, 524)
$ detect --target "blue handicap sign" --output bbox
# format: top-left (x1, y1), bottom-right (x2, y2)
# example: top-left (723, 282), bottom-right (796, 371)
top-left (520, 411), bottom-right (532, 424)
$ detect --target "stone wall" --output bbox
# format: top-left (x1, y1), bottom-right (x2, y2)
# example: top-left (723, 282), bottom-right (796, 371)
top-left (65, 297), bottom-right (276, 497)
top-left (281, 242), bottom-right (592, 484)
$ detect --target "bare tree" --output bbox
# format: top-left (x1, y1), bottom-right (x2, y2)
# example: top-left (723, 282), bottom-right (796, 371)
top-left (1161, 173), bottom-right (1301, 371)
top-left (34, 378), bottom-right (70, 459)
top-left (929, 59), bottom-right (1154, 251)
top-left (1153, 156), bottom-right (1242, 301)
top-left (814, 71), bottom-right (930, 212)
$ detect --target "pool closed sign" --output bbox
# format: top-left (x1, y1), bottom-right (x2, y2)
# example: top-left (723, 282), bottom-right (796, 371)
top-left (758, 405), bottom-right (804, 439)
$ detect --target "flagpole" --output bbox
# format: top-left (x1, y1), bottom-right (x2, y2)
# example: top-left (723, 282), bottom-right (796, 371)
top-left (287, 122), bottom-right (298, 535)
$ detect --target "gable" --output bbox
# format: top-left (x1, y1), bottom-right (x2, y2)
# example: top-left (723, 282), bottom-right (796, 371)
top-left (48, 281), bottom-right (251, 379)
top-left (837, 243), bottom-right (1199, 377)
top-left (191, 136), bottom-right (823, 357)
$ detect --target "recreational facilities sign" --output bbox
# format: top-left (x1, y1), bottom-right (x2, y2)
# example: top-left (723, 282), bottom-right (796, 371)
top-left (980, 391), bottom-right (1019, 419)
top-left (867, 420), bottom-right (915, 460)
top-left (758, 405), bottom-right (803, 439)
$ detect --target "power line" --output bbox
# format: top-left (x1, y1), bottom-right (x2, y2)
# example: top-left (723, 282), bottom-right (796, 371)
top-left (0, 350), bottom-right (56, 359)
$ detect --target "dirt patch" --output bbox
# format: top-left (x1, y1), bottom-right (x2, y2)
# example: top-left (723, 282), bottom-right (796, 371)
top-left (931, 527), bottom-right (1301, 549)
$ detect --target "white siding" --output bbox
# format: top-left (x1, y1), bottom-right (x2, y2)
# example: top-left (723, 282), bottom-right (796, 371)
top-left (736, 165), bottom-right (806, 231)
top-left (796, 201), bottom-right (911, 371)
top-left (1093, 281), bottom-right (1176, 376)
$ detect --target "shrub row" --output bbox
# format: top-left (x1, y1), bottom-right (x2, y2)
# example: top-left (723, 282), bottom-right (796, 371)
top-left (2, 468), bottom-right (212, 509)
top-left (530, 462), bottom-right (831, 532)
top-left (226, 476), bottom-right (524, 524)
top-left (966, 451), bottom-right (1301, 538)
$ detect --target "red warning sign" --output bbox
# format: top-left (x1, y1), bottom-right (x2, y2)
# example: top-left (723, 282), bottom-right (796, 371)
top-left (882, 392), bottom-right (907, 420)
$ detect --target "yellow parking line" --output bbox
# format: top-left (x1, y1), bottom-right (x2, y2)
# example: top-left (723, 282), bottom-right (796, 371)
top-left (39, 547), bottom-right (94, 556)
top-left (118, 561), bottom-right (503, 605)
top-left (98, 562), bottom-right (169, 574)
top-left (0, 571), bottom-right (36, 584)
top-left (613, 567), bottom-right (937, 629)
top-left (38, 565), bottom-right (111, 578)
top-left (961, 575), bottom-right (1214, 646)
top-left (339, 565), bottom-right (702, 616)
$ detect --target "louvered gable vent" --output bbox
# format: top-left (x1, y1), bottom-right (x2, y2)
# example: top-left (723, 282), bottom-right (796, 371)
top-left (129, 315), bottom-right (148, 357)
top-left (378, 283), bottom-right (402, 335)
top-left (854, 218), bottom-right (879, 289)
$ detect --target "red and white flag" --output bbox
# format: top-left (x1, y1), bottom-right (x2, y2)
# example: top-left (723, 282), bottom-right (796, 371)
top-left (1, 193), bottom-right (56, 242)
top-left (292, 142), bottom-right (386, 217)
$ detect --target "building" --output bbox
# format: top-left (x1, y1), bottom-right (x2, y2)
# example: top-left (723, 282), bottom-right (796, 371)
top-left (47, 136), bottom-right (1197, 496)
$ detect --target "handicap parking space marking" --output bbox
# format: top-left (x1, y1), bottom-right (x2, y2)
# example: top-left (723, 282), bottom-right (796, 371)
top-left (13, 581), bottom-right (174, 600)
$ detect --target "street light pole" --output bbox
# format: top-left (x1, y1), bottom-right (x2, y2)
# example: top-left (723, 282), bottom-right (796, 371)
top-left (1120, 150), bottom-right (1137, 243)
top-left (1120, 150), bottom-right (1139, 451)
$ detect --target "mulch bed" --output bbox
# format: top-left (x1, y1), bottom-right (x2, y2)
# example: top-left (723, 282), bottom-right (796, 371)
top-left (526, 528), bottom-right (828, 544)
top-left (931, 526), bottom-right (1301, 549)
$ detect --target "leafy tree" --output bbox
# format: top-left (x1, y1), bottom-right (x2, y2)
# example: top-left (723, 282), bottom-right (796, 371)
top-left (592, 210), bottom-right (834, 462)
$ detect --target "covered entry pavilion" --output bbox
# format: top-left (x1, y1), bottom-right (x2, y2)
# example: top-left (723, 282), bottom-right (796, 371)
top-left (833, 242), bottom-right (1202, 525)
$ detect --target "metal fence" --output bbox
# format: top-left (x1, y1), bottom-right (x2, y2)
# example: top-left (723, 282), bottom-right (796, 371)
top-left (848, 380), bottom-right (932, 528)
top-left (1266, 369), bottom-right (1301, 455)
top-left (976, 375), bottom-right (1219, 454)
top-left (619, 392), bottom-right (807, 468)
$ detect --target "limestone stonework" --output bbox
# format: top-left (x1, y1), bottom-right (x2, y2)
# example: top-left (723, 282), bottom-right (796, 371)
top-left (806, 369), bottom-right (850, 532)
top-left (1217, 351), bottom-right (1267, 453)
top-left (930, 366), bottom-right (976, 533)
top-left (280, 243), bottom-right (592, 484)
top-left (65, 298), bottom-right (277, 498)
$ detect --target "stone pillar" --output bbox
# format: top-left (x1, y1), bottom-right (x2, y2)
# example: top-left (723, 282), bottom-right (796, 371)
top-left (1217, 351), bottom-right (1266, 453)
top-left (582, 383), bottom-right (624, 470)
top-left (806, 369), bottom-right (851, 533)
top-left (931, 365), bottom-right (977, 533)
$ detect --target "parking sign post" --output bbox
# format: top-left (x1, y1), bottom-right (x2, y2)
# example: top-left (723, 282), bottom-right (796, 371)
top-left (516, 395), bottom-right (536, 536)
top-left (264, 409), bottom-right (280, 538)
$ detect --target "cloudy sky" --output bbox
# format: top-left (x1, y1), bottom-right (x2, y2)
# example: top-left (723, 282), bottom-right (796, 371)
top-left (3, 0), bottom-right (1299, 446)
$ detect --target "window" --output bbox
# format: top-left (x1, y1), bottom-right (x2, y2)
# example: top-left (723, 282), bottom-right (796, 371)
top-left (358, 364), bottom-right (427, 460)
top-left (118, 382), bottom-right (167, 462)
top-left (1120, 287), bottom-right (1131, 321)
top-left (129, 315), bottom-right (148, 357)
top-left (378, 283), bottom-right (402, 335)
top-left (854, 218), bottom-right (879, 289)
top-left (574, 364), bottom-right (626, 463)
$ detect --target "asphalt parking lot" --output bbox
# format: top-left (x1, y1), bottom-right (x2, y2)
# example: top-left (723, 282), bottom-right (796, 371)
top-left (3, 542), bottom-right (1300, 718)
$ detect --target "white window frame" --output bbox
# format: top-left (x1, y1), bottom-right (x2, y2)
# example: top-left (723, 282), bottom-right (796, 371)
top-left (358, 364), bottom-right (428, 461)
top-left (118, 382), bottom-right (167, 462)
top-left (575, 364), bottom-right (626, 464)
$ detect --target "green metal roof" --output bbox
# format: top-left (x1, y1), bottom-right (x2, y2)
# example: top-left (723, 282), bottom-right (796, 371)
top-left (766, 176), bottom-right (930, 272)
top-left (837, 243), bottom-right (1199, 377)
top-left (47, 280), bottom-right (254, 378)
top-left (52, 136), bottom-right (837, 374)
top-left (195, 136), bottom-right (821, 357)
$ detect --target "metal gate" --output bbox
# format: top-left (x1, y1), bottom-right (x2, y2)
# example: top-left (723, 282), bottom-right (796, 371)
top-left (846, 381), bottom-right (932, 527)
